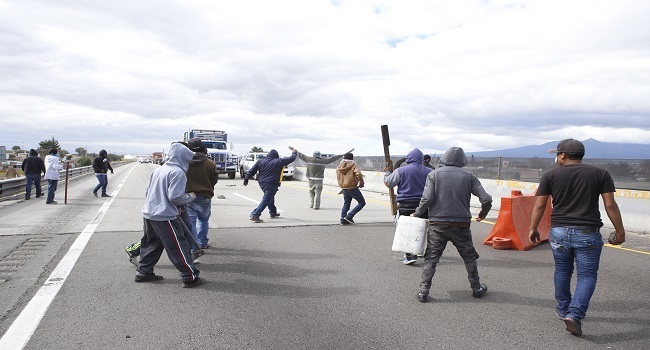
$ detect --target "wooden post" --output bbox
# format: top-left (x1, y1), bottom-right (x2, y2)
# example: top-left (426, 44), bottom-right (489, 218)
top-left (381, 125), bottom-right (397, 216)
top-left (64, 162), bottom-right (70, 204)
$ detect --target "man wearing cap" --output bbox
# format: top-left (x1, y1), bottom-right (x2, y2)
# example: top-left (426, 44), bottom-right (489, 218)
top-left (297, 148), bottom-right (353, 210)
top-left (185, 138), bottom-right (219, 250)
top-left (529, 138), bottom-right (625, 337)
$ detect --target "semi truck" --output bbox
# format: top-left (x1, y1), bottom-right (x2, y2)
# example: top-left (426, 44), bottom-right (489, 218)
top-left (182, 129), bottom-right (238, 179)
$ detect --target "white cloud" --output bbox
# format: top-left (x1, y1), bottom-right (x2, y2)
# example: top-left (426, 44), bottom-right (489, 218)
top-left (0, 0), bottom-right (649, 157)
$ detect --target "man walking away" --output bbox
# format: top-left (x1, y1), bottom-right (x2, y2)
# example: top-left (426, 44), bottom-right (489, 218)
top-left (412, 147), bottom-right (492, 303)
top-left (244, 147), bottom-right (298, 223)
top-left (186, 138), bottom-right (219, 250)
top-left (44, 149), bottom-right (64, 204)
top-left (297, 148), bottom-right (353, 210)
top-left (92, 149), bottom-right (114, 198)
top-left (21, 149), bottom-right (46, 200)
top-left (137, 142), bottom-right (205, 288)
top-left (529, 138), bottom-right (625, 337)
top-left (384, 148), bottom-right (433, 264)
top-left (336, 152), bottom-right (365, 225)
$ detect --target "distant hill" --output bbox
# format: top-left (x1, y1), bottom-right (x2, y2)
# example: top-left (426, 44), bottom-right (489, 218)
top-left (467, 138), bottom-right (650, 159)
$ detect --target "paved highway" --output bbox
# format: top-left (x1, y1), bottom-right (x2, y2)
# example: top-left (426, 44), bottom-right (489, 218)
top-left (0, 162), bottom-right (648, 349)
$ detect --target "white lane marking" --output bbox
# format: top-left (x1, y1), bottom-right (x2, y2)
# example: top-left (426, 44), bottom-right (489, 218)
top-left (0, 164), bottom-right (137, 349)
top-left (231, 192), bottom-right (284, 213)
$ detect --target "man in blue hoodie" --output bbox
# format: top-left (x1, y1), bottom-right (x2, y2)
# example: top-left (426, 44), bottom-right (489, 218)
top-left (412, 147), bottom-right (492, 302)
top-left (136, 142), bottom-right (205, 288)
top-left (244, 147), bottom-right (298, 223)
top-left (384, 148), bottom-right (433, 264)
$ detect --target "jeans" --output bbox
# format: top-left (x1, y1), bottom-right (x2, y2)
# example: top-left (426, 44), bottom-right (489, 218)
top-left (46, 179), bottom-right (58, 203)
top-left (188, 196), bottom-right (212, 248)
top-left (251, 183), bottom-right (280, 217)
top-left (341, 187), bottom-right (365, 219)
top-left (308, 179), bottom-right (324, 209)
top-left (93, 173), bottom-right (108, 194)
top-left (25, 174), bottom-right (43, 199)
top-left (550, 227), bottom-right (604, 321)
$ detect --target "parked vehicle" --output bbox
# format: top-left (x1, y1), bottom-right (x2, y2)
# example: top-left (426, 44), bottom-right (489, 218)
top-left (239, 152), bottom-right (294, 180)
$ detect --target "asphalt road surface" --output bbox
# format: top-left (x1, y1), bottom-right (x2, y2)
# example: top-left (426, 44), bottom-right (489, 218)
top-left (0, 162), bottom-right (648, 349)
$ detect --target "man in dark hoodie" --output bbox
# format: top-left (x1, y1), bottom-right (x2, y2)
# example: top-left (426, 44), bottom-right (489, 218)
top-left (244, 147), bottom-right (298, 223)
top-left (92, 149), bottom-right (114, 198)
top-left (297, 148), bottom-right (353, 210)
top-left (186, 138), bottom-right (218, 250)
top-left (136, 142), bottom-right (204, 288)
top-left (412, 147), bottom-right (492, 303)
top-left (384, 148), bottom-right (433, 264)
top-left (21, 149), bottom-right (46, 200)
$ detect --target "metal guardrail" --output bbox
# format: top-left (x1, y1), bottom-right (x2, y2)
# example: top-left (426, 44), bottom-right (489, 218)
top-left (0, 162), bottom-right (129, 201)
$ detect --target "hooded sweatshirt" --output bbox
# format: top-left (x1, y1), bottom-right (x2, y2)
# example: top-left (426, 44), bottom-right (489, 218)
top-left (413, 147), bottom-right (492, 223)
top-left (297, 152), bottom-right (345, 181)
top-left (22, 149), bottom-right (46, 176)
top-left (44, 154), bottom-right (63, 180)
top-left (92, 150), bottom-right (114, 174)
top-left (384, 148), bottom-right (433, 203)
top-left (142, 143), bottom-right (196, 221)
top-left (245, 149), bottom-right (297, 186)
top-left (186, 152), bottom-right (218, 198)
top-left (337, 160), bottom-right (363, 189)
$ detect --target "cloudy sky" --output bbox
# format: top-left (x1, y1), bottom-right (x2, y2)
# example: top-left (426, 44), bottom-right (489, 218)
top-left (1, 0), bottom-right (649, 157)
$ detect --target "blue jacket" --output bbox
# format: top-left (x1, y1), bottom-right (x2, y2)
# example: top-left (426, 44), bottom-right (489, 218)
top-left (245, 149), bottom-right (297, 186)
top-left (384, 148), bottom-right (433, 203)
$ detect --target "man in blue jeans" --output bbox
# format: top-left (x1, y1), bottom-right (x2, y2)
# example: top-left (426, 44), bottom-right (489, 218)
top-left (529, 138), bottom-right (625, 337)
top-left (186, 138), bottom-right (218, 250)
top-left (92, 149), bottom-right (113, 197)
top-left (244, 147), bottom-right (297, 223)
top-left (336, 152), bottom-right (365, 225)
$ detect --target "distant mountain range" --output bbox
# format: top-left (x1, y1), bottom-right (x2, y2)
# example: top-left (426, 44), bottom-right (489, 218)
top-left (466, 138), bottom-right (650, 159)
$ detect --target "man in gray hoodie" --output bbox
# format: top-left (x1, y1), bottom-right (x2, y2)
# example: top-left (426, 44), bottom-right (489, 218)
top-left (136, 142), bottom-right (205, 288)
top-left (412, 147), bottom-right (492, 302)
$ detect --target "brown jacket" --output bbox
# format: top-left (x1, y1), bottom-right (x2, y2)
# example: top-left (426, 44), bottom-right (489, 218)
top-left (336, 160), bottom-right (364, 189)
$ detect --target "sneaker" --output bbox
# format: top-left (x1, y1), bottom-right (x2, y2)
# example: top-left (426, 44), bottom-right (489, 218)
top-left (46, 201), bottom-right (57, 204)
top-left (92, 191), bottom-right (98, 197)
top-left (101, 193), bottom-right (111, 197)
top-left (191, 250), bottom-right (205, 260)
top-left (344, 216), bottom-right (355, 224)
top-left (25, 197), bottom-right (30, 200)
top-left (314, 207), bottom-right (319, 210)
top-left (134, 273), bottom-right (164, 282)
top-left (340, 219), bottom-right (350, 225)
top-left (403, 258), bottom-right (417, 265)
top-left (472, 283), bottom-right (488, 298)
top-left (564, 317), bottom-right (582, 337)
top-left (554, 309), bottom-right (566, 320)
top-left (270, 213), bottom-right (280, 218)
top-left (125, 247), bottom-right (138, 266)
top-left (417, 292), bottom-right (430, 303)
top-left (35, 195), bottom-right (42, 198)
top-left (250, 215), bottom-right (264, 223)
top-left (192, 258), bottom-right (200, 265)
top-left (183, 277), bottom-right (206, 288)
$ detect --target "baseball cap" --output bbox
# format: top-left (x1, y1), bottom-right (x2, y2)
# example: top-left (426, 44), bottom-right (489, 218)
top-left (549, 138), bottom-right (585, 155)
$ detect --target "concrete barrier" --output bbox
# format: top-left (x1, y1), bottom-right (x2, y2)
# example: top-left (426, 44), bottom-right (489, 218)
top-left (294, 166), bottom-right (649, 234)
